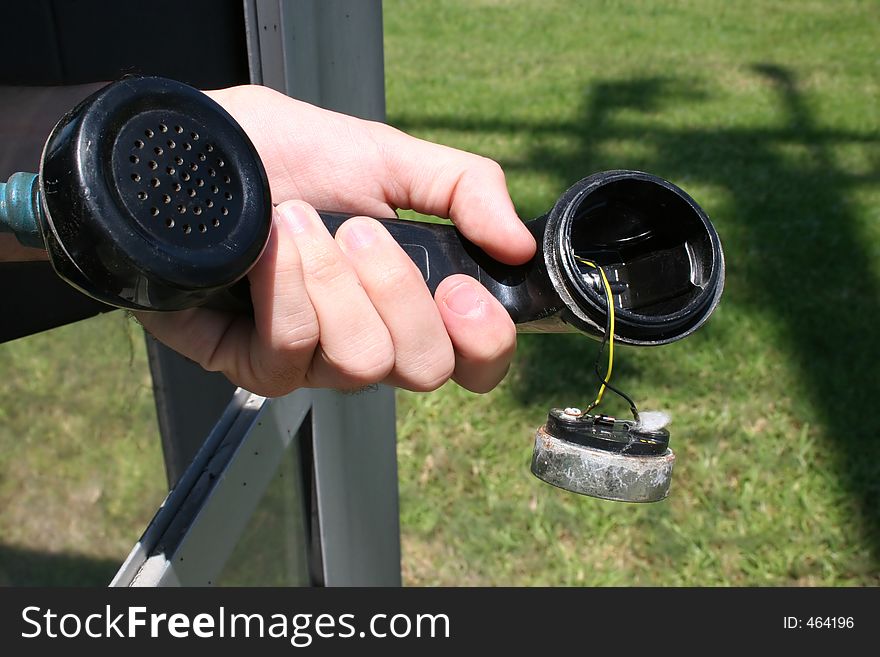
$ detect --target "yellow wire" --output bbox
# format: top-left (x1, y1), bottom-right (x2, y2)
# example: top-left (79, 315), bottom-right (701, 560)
top-left (575, 257), bottom-right (615, 410)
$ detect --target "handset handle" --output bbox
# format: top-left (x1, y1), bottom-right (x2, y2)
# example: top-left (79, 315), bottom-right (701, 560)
top-left (316, 211), bottom-right (563, 329)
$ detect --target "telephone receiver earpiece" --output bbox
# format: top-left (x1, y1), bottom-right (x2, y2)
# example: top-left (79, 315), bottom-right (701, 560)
top-left (1, 76), bottom-right (723, 346)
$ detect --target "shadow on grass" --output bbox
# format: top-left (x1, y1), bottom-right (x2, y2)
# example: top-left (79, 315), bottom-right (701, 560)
top-left (0, 543), bottom-right (119, 586)
top-left (393, 66), bottom-right (880, 561)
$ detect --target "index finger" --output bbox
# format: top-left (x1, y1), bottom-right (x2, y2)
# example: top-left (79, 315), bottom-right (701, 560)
top-left (369, 123), bottom-right (536, 265)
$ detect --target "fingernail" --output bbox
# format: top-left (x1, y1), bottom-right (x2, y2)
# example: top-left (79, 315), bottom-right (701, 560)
top-left (282, 203), bottom-right (313, 234)
top-left (443, 281), bottom-right (483, 317)
top-left (342, 221), bottom-right (377, 250)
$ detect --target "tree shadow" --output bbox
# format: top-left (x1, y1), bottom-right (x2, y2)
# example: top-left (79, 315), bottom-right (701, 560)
top-left (393, 67), bottom-right (880, 560)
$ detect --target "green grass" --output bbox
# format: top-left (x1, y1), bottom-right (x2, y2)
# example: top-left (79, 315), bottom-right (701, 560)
top-left (0, 0), bottom-right (877, 586)
top-left (386, 0), bottom-right (880, 585)
top-left (0, 315), bottom-right (165, 585)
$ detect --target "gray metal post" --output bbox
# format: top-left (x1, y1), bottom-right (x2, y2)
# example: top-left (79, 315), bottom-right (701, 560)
top-left (245, 0), bottom-right (386, 120)
top-left (246, 0), bottom-right (401, 586)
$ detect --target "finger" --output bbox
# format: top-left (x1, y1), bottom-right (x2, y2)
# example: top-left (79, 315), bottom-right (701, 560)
top-left (372, 124), bottom-right (536, 265)
top-left (206, 86), bottom-right (535, 263)
top-left (135, 306), bottom-right (253, 385)
top-left (242, 206), bottom-right (320, 395)
top-left (336, 216), bottom-right (455, 392)
top-left (136, 206), bottom-right (322, 398)
top-left (435, 274), bottom-right (517, 393)
top-left (276, 200), bottom-right (395, 388)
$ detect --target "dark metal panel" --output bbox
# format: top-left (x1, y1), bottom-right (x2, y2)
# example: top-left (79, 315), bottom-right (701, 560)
top-left (145, 336), bottom-right (237, 487)
top-left (0, 1), bottom-right (64, 84)
top-left (0, 83), bottom-right (108, 183)
top-left (0, 261), bottom-right (113, 343)
top-left (0, 0), bottom-right (250, 88)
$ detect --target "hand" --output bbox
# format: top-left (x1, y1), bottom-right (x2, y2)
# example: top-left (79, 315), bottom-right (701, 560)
top-left (136, 85), bottom-right (536, 397)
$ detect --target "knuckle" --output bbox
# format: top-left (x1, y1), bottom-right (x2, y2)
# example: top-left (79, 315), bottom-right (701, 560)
top-left (295, 218), bottom-right (354, 283)
top-left (249, 353), bottom-right (308, 399)
top-left (330, 335), bottom-right (396, 385)
top-left (476, 155), bottom-right (506, 182)
top-left (406, 347), bottom-right (456, 392)
top-left (251, 378), bottom-right (298, 399)
top-left (304, 247), bottom-right (349, 287)
top-left (371, 258), bottom-right (419, 295)
top-left (267, 310), bottom-right (320, 354)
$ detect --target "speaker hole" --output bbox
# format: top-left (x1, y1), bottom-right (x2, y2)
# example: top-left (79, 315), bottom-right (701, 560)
top-left (183, 224), bottom-right (191, 234)
top-left (166, 218), bottom-right (174, 228)
top-left (159, 123), bottom-right (168, 133)
top-left (129, 155), bottom-right (139, 164)
top-left (144, 129), bottom-right (154, 139)
top-left (131, 173), bottom-right (141, 182)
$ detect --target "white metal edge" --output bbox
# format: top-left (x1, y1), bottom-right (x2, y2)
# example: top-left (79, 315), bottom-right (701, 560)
top-left (123, 390), bottom-right (312, 586)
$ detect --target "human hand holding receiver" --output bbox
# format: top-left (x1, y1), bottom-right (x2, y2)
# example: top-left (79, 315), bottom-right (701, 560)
top-left (1, 77), bottom-right (722, 343)
top-left (0, 76), bottom-right (725, 501)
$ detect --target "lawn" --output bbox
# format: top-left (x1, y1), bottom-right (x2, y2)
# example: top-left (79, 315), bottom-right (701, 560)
top-left (1, 0), bottom-right (878, 586)
top-left (385, 0), bottom-right (880, 585)
top-left (0, 315), bottom-right (165, 585)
